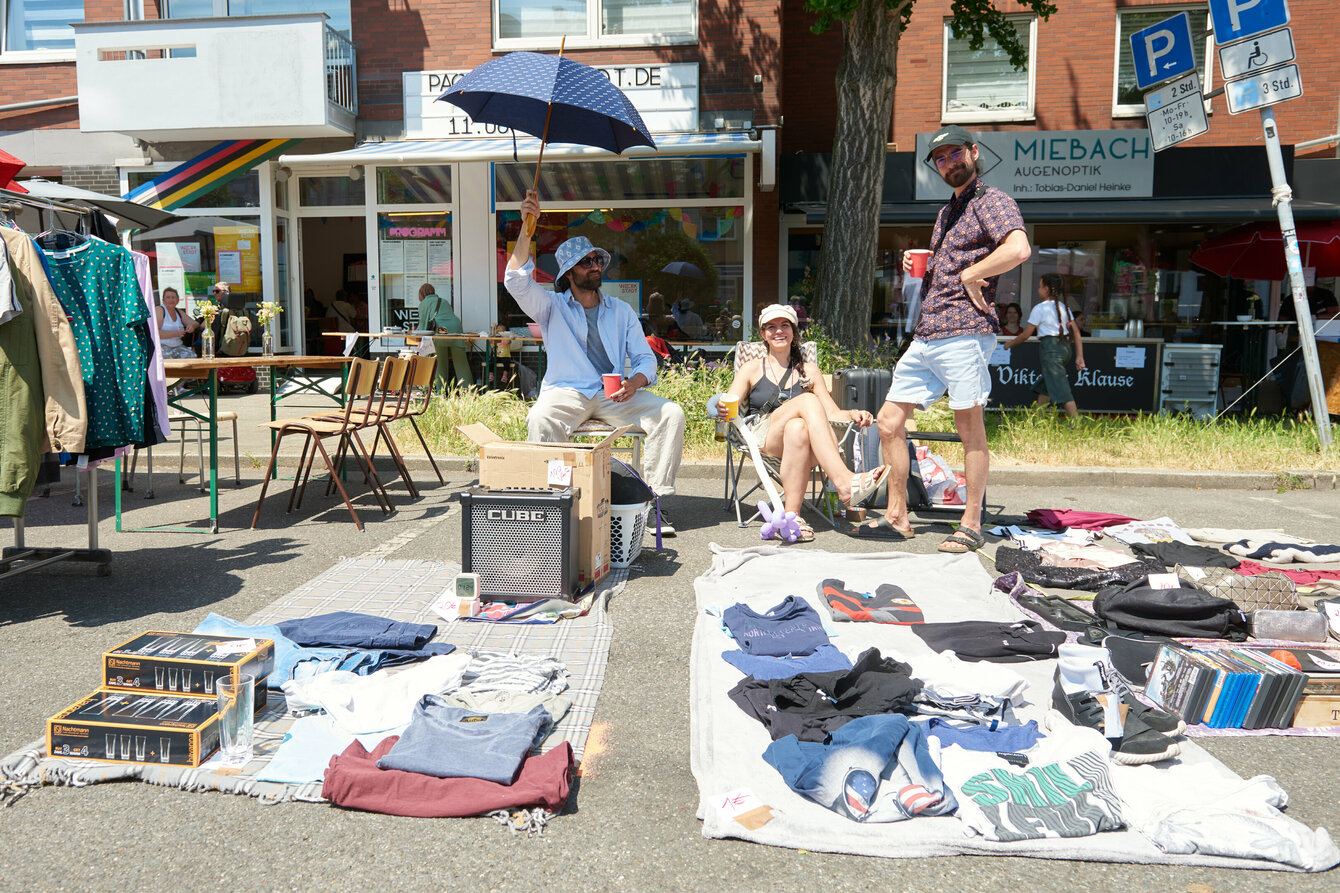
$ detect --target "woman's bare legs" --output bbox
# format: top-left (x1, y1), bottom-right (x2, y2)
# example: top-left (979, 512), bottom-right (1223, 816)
top-left (760, 392), bottom-right (860, 502)
top-left (776, 417), bottom-right (814, 514)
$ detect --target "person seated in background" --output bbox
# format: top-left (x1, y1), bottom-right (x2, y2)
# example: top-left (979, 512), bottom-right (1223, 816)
top-left (672, 298), bottom-right (707, 338)
top-left (717, 303), bottom-right (886, 543)
top-left (156, 286), bottom-right (199, 359)
top-left (999, 302), bottom-right (1024, 336)
top-left (326, 288), bottom-right (358, 333)
top-left (505, 189), bottom-right (686, 533)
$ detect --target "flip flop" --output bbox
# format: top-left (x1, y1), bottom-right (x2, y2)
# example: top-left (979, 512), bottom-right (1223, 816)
top-left (793, 520), bottom-right (815, 543)
top-left (854, 516), bottom-right (915, 540)
top-left (938, 526), bottom-right (986, 553)
top-left (845, 465), bottom-right (889, 507)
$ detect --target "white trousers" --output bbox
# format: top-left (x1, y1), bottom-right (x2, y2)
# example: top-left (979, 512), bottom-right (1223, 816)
top-left (526, 387), bottom-right (685, 496)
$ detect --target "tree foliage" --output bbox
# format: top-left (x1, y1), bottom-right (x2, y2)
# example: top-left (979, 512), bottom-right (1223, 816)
top-left (801, 0), bottom-right (1058, 348)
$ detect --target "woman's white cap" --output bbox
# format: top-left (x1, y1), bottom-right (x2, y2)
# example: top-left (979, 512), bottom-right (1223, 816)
top-left (758, 303), bottom-right (798, 328)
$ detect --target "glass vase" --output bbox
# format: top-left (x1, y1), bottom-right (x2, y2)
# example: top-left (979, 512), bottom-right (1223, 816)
top-left (202, 327), bottom-right (216, 359)
top-left (262, 328), bottom-right (274, 357)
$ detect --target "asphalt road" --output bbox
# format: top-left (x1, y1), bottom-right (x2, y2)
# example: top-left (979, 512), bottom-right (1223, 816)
top-left (2, 442), bottom-right (1339, 891)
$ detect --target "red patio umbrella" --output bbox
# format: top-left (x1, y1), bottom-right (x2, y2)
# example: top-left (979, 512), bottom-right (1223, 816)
top-left (1190, 220), bottom-right (1340, 280)
top-left (0, 149), bottom-right (28, 193)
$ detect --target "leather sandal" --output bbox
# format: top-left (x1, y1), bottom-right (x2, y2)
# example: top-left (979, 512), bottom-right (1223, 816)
top-left (937, 526), bottom-right (985, 553)
top-left (844, 465), bottom-right (888, 507)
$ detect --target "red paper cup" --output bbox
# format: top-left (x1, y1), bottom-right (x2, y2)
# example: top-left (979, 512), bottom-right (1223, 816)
top-left (906, 249), bottom-right (931, 278)
top-left (602, 373), bottom-right (622, 398)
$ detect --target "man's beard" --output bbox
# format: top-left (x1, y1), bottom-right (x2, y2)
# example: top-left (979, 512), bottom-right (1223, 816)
top-left (941, 157), bottom-right (977, 189)
top-left (577, 270), bottom-right (602, 290)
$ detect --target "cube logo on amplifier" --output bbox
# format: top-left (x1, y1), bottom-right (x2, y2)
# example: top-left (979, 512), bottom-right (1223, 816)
top-left (485, 509), bottom-right (546, 522)
top-left (461, 487), bottom-right (580, 603)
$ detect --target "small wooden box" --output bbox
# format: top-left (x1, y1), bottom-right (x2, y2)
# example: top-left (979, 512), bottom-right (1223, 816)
top-left (1290, 677), bottom-right (1340, 728)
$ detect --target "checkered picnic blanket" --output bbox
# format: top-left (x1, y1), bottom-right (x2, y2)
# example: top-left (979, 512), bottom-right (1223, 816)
top-left (1, 558), bottom-right (623, 806)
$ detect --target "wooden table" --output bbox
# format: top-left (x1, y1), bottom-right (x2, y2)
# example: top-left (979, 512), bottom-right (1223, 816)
top-left (118, 355), bottom-right (352, 532)
top-left (428, 333), bottom-right (546, 390)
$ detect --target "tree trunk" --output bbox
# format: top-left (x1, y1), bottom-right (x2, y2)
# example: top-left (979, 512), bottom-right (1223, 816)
top-left (813, 0), bottom-right (900, 349)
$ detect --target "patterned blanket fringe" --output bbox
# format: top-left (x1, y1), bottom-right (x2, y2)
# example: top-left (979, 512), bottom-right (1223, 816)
top-left (0, 739), bottom-right (327, 806)
top-left (489, 807), bottom-right (551, 837)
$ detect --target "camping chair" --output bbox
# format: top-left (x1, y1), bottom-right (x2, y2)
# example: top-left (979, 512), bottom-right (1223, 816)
top-left (251, 357), bottom-right (391, 531)
top-left (722, 340), bottom-right (855, 529)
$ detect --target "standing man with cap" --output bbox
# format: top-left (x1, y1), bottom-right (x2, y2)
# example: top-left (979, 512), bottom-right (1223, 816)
top-left (506, 189), bottom-right (686, 533)
top-left (868, 125), bottom-right (1030, 553)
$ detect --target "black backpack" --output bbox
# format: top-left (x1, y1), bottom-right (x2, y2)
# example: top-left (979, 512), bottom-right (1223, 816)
top-left (1093, 576), bottom-right (1249, 640)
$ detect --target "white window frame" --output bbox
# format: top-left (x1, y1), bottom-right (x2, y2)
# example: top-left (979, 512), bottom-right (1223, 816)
top-left (493, 0), bottom-right (697, 51)
top-left (0, 0), bottom-right (83, 63)
top-left (1112, 5), bottom-right (1215, 118)
top-left (940, 15), bottom-right (1037, 124)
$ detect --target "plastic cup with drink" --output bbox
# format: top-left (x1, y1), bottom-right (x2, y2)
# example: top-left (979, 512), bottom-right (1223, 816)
top-left (602, 373), bottom-right (623, 398)
top-left (718, 394), bottom-right (739, 421)
top-left (906, 249), bottom-right (932, 278)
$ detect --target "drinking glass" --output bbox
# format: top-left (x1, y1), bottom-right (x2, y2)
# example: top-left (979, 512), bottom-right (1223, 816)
top-left (203, 670), bottom-right (215, 694)
top-left (216, 673), bottom-right (254, 767)
top-left (180, 669), bottom-right (193, 692)
top-left (154, 666), bottom-right (166, 690)
top-left (168, 667), bottom-right (179, 691)
top-left (134, 736), bottom-right (147, 761)
top-left (105, 733), bottom-right (117, 759)
top-left (159, 737), bottom-right (172, 763)
top-left (119, 734), bottom-right (131, 760)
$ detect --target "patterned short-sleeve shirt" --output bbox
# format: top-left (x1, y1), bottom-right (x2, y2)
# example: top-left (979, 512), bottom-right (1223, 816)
top-left (916, 180), bottom-right (1025, 341)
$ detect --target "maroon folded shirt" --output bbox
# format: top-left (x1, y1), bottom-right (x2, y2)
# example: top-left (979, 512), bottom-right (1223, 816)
top-left (322, 737), bottom-right (573, 817)
top-left (1027, 509), bottom-right (1140, 531)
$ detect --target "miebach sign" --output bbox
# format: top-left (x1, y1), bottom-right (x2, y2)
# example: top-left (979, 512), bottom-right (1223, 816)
top-left (915, 131), bottom-right (1154, 201)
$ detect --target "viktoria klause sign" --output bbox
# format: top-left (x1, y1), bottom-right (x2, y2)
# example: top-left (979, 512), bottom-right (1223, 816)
top-left (403, 64), bottom-right (699, 139)
top-left (915, 130), bottom-right (1155, 201)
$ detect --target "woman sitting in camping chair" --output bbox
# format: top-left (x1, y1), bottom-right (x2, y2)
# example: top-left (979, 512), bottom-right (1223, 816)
top-left (721, 304), bottom-right (887, 542)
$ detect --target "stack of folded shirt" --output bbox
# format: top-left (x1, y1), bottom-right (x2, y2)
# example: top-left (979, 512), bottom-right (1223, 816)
top-left (719, 595), bottom-right (853, 679)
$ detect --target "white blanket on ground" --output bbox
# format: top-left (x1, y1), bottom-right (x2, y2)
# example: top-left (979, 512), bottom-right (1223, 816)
top-left (690, 545), bottom-right (1340, 872)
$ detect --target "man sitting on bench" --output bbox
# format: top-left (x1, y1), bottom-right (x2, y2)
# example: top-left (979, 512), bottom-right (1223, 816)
top-left (505, 189), bottom-right (685, 534)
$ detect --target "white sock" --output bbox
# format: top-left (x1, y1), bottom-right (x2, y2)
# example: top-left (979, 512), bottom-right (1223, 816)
top-left (1057, 643), bottom-right (1124, 736)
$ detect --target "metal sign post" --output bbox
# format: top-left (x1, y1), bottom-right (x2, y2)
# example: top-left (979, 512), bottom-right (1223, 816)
top-left (1258, 105), bottom-right (1333, 448)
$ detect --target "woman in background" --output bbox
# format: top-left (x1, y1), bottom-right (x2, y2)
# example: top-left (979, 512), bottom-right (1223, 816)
top-left (999, 302), bottom-right (1024, 336)
top-left (1003, 274), bottom-right (1086, 419)
top-left (156, 287), bottom-right (199, 359)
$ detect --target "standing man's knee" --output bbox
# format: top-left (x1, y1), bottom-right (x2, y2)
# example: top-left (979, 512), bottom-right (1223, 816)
top-left (877, 402), bottom-right (906, 439)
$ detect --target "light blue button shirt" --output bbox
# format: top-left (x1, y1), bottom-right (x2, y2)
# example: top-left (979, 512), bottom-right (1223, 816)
top-left (504, 260), bottom-right (658, 397)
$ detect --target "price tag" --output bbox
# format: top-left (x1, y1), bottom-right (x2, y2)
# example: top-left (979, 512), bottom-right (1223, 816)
top-left (212, 638), bottom-right (257, 656)
top-left (547, 459), bottom-right (572, 487)
top-left (1147, 573), bottom-right (1181, 590)
top-left (716, 789), bottom-right (776, 829)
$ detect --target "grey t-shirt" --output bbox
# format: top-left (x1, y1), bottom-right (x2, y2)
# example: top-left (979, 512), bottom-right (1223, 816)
top-left (583, 303), bottom-right (615, 375)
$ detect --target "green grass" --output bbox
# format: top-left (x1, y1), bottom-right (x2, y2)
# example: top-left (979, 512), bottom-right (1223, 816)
top-left (401, 368), bottom-right (1333, 472)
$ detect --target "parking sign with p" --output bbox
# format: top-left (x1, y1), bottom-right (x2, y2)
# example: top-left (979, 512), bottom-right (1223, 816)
top-left (1130, 12), bottom-right (1198, 90)
top-left (1208, 0), bottom-right (1291, 44)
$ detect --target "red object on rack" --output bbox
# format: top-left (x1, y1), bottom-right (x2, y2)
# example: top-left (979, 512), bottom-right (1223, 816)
top-left (0, 149), bottom-right (29, 193)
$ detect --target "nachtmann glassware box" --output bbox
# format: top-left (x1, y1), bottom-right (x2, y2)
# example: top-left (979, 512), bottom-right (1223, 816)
top-left (47, 690), bottom-right (223, 766)
top-left (102, 631), bottom-right (275, 697)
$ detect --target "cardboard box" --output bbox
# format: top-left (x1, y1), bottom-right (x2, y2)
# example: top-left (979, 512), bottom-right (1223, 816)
top-left (48, 689), bottom-right (222, 767)
top-left (459, 423), bottom-right (623, 588)
top-left (1291, 677), bottom-right (1340, 728)
top-left (103, 631), bottom-right (275, 697)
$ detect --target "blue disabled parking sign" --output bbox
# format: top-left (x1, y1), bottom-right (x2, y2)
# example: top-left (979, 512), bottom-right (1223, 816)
top-left (1208, 0), bottom-right (1291, 45)
top-left (1130, 12), bottom-right (1197, 90)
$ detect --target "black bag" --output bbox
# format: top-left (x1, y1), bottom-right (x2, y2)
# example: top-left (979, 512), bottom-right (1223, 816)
top-left (850, 430), bottom-right (929, 510)
top-left (832, 368), bottom-right (892, 413)
top-left (1093, 576), bottom-right (1249, 640)
top-left (611, 458), bottom-right (654, 505)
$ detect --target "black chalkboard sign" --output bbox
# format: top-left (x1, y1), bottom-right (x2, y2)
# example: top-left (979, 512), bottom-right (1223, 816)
top-left (988, 339), bottom-right (1163, 413)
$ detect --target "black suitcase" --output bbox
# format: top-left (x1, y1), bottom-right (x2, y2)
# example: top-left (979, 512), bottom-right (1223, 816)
top-left (832, 367), bottom-right (892, 413)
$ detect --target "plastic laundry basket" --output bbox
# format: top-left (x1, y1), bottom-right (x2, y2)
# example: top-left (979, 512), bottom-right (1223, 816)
top-left (609, 501), bottom-right (651, 568)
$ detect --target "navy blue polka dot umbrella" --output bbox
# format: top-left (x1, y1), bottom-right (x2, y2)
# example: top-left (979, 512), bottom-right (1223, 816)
top-left (437, 48), bottom-right (656, 233)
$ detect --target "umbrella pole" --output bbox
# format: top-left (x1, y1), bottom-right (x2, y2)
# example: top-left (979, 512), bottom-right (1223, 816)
top-left (523, 37), bottom-right (565, 240)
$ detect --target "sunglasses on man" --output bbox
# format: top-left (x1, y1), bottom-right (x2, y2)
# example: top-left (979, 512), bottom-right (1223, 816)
top-left (932, 147), bottom-right (970, 169)
top-left (574, 254), bottom-right (603, 270)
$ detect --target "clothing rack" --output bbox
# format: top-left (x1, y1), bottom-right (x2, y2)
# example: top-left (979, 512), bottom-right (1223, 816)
top-left (0, 189), bottom-right (115, 578)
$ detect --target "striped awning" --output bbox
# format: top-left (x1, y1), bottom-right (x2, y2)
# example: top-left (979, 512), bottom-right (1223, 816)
top-left (278, 131), bottom-right (760, 166)
top-left (125, 139), bottom-right (302, 210)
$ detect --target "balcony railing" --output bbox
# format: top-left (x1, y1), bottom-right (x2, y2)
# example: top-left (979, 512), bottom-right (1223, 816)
top-left (73, 14), bottom-right (357, 141)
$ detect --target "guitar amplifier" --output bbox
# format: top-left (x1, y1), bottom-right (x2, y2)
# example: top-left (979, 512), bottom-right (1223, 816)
top-left (460, 487), bottom-right (580, 603)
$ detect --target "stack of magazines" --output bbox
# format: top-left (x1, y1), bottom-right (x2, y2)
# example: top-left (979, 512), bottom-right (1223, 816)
top-left (1143, 645), bottom-right (1339, 730)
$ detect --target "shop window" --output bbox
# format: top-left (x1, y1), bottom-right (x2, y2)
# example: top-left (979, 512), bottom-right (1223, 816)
top-left (942, 16), bottom-right (1036, 123)
top-left (298, 175), bottom-right (364, 207)
top-left (1113, 7), bottom-right (1211, 117)
top-left (377, 166), bottom-right (452, 205)
top-left (495, 157), bottom-right (744, 203)
top-left (377, 212), bottom-right (453, 332)
top-left (166, 0), bottom-right (351, 35)
top-left (125, 170), bottom-right (260, 209)
top-left (2, 0), bottom-right (82, 56)
top-left (495, 0), bottom-right (694, 48)
top-left (495, 205), bottom-right (744, 343)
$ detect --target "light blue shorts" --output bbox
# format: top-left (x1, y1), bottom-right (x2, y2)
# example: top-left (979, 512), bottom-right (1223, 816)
top-left (885, 333), bottom-right (995, 410)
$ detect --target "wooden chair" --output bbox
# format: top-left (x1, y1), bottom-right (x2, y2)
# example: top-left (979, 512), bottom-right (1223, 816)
top-left (397, 354), bottom-right (445, 484)
top-left (722, 340), bottom-right (854, 529)
top-left (251, 357), bottom-right (391, 531)
top-left (571, 419), bottom-right (644, 477)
